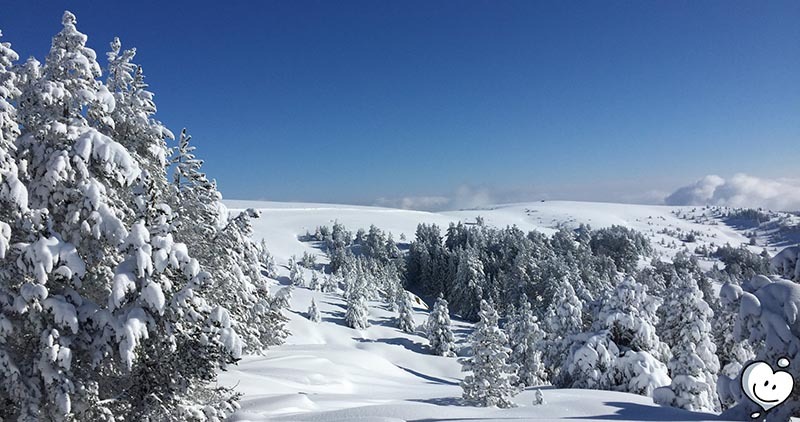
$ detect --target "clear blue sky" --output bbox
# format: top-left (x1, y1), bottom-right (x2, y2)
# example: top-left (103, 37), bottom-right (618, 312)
top-left (2, 1), bottom-right (798, 206)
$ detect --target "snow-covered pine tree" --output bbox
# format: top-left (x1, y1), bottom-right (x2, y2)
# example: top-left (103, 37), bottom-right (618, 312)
top-left (274, 284), bottom-right (293, 309)
top-left (507, 295), bottom-right (547, 387)
top-left (288, 256), bottom-right (304, 286)
top-left (713, 282), bottom-right (754, 410)
top-left (259, 238), bottom-right (278, 279)
top-left (561, 278), bottom-right (671, 396)
top-left (533, 389), bottom-right (545, 406)
top-left (382, 265), bottom-right (403, 311)
top-left (653, 274), bottom-right (720, 412)
top-left (308, 298), bottom-right (321, 323)
top-left (0, 29), bottom-right (34, 419)
top-left (168, 127), bottom-right (286, 352)
top-left (322, 271), bottom-right (338, 293)
top-left (461, 299), bottom-right (520, 408)
top-left (0, 29), bottom-right (21, 166)
top-left (214, 208), bottom-right (288, 350)
top-left (720, 277), bottom-right (800, 421)
top-left (10, 11), bottom-right (138, 418)
top-left (426, 294), bottom-right (456, 356)
top-left (107, 189), bottom-right (242, 420)
top-left (103, 37), bottom-right (172, 191)
top-left (397, 290), bottom-right (416, 333)
top-left (309, 271), bottom-right (320, 290)
top-left (3, 12), bottom-right (242, 419)
top-left (0, 28), bottom-right (25, 231)
top-left (452, 247), bottom-right (485, 321)
top-left (542, 277), bottom-right (583, 378)
top-left (169, 129), bottom-right (222, 246)
top-left (597, 277), bottom-right (665, 354)
top-left (345, 270), bottom-right (370, 330)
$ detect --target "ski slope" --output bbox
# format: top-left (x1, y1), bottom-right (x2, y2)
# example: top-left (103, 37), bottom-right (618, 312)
top-left (218, 200), bottom-right (759, 421)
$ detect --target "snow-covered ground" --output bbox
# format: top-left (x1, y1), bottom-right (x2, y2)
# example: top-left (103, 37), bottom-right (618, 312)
top-left (218, 200), bottom-right (766, 421)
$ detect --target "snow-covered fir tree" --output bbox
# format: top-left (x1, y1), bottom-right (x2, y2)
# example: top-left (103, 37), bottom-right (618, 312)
top-left (720, 276), bottom-right (800, 421)
top-left (288, 256), bottom-right (304, 286)
top-left (212, 207), bottom-right (287, 351)
top-left (1, 12), bottom-right (244, 419)
top-left (451, 247), bottom-right (485, 321)
top-left (507, 295), bottom-right (547, 387)
top-left (714, 282), bottom-right (754, 410)
top-left (309, 271), bottom-right (320, 290)
top-left (426, 294), bottom-right (456, 356)
top-left (274, 284), bottom-right (293, 310)
top-left (103, 37), bottom-right (171, 191)
top-left (654, 274), bottom-right (720, 412)
top-left (542, 277), bottom-right (584, 378)
top-left (397, 290), bottom-right (416, 334)
top-left (561, 278), bottom-right (671, 397)
top-left (345, 270), bottom-right (370, 330)
top-left (167, 125), bottom-right (285, 351)
top-left (259, 238), bottom-right (278, 279)
top-left (322, 271), bottom-right (338, 293)
top-left (597, 277), bottom-right (669, 362)
top-left (533, 389), bottom-right (545, 406)
top-left (308, 298), bottom-right (321, 323)
top-left (461, 299), bottom-right (520, 408)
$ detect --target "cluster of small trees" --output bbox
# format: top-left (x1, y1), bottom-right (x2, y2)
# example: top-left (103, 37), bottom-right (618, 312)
top-left (300, 210), bottom-right (789, 412)
top-left (0, 13), bottom-right (285, 420)
top-left (407, 222), bottom-right (653, 322)
top-left (306, 222), bottom-right (406, 328)
top-left (400, 219), bottom-right (776, 412)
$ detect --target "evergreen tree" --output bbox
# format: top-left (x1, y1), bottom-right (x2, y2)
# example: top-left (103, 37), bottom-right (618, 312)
top-left (345, 272), bottom-right (369, 330)
top-left (321, 272), bottom-right (338, 293)
top-left (259, 239), bottom-right (278, 279)
top-left (597, 277), bottom-right (669, 362)
top-left (0, 29), bottom-right (34, 419)
top-left (461, 300), bottom-right (520, 408)
top-left (288, 256), bottom-right (304, 286)
top-left (274, 285), bottom-right (293, 309)
top-left (533, 389), bottom-right (545, 406)
top-left (542, 277), bottom-right (583, 377)
top-left (507, 295), bottom-right (547, 387)
top-left (397, 291), bottom-right (416, 334)
top-left (2, 12), bottom-right (243, 419)
top-left (426, 294), bottom-right (456, 356)
top-left (561, 279), bottom-right (671, 397)
top-left (308, 298), bottom-right (321, 323)
top-left (309, 271), bottom-right (320, 290)
top-left (654, 275), bottom-right (720, 412)
top-left (103, 37), bottom-right (171, 191)
top-left (452, 247), bottom-right (485, 321)
top-left (713, 282), bottom-right (754, 410)
top-left (168, 128), bottom-right (286, 353)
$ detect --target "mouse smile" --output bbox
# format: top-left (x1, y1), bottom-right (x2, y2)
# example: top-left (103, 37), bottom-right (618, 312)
top-left (753, 384), bottom-right (780, 403)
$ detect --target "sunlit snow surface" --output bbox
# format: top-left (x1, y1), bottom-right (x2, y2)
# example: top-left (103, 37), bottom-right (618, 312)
top-left (218, 200), bottom-right (759, 421)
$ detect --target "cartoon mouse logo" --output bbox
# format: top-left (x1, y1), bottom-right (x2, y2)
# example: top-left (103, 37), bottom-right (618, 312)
top-left (740, 357), bottom-right (794, 419)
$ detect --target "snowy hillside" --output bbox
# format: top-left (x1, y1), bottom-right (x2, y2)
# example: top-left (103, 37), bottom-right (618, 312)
top-left (225, 199), bottom-right (761, 263)
top-left (216, 200), bottom-right (769, 421)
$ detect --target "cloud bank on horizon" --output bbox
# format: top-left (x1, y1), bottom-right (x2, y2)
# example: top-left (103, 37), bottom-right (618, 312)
top-left (665, 174), bottom-right (800, 211)
top-left (374, 174), bottom-right (800, 212)
top-left (375, 186), bottom-right (493, 212)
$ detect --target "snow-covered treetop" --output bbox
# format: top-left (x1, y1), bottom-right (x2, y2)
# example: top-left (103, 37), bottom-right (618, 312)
top-left (45, 11), bottom-right (101, 102)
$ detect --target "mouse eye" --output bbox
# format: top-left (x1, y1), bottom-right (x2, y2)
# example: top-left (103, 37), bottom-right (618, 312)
top-left (765, 381), bottom-right (770, 386)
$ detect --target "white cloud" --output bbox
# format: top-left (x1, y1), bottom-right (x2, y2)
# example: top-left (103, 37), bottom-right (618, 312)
top-left (374, 185), bottom-right (494, 211)
top-left (374, 195), bottom-right (450, 211)
top-left (665, 174), bottom-right (800, 211)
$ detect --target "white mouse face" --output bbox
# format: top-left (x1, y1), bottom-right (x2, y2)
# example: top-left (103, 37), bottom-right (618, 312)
top-left (741, 361), bottom-right (794, 412)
